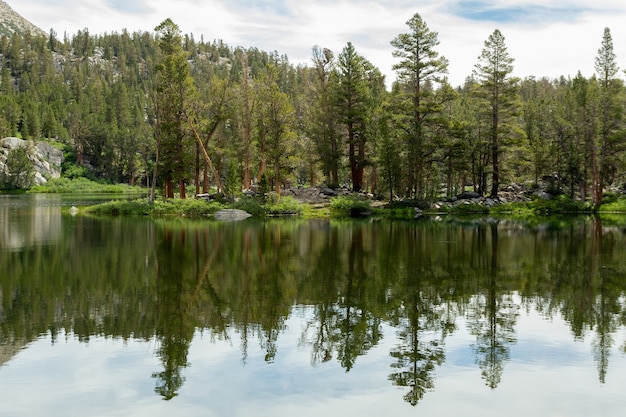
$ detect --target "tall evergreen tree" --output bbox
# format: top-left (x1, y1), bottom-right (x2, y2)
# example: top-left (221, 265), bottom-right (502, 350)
top-left (154, 18), bottom-right (197, 199)
top-left (336, 42), bottom-right (370, 192)
top-left (593, 27), bottom-right (623, 208)
top-left (309, 45), bottom-right (342, 188)
top-left (473, 29), bottom-right (521, 197)
top-left (390, 12), bottom-right (449, 199)
top-left (255, 64), bottom-right (297, 196)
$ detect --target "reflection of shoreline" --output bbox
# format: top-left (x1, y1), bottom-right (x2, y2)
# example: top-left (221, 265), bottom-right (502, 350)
top-left (0, 338), bottom-right (28, 368)
top-left (0, 197), bottom-right (63, 250)
top-left (1, 215), bottom-right (626, 407)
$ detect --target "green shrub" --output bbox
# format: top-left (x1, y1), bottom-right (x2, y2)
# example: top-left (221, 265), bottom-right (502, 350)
top-left (266, 196), bottom-right (304, 216)
top-left (599, 196), bottom-right (626, 213)
top-left (329, 195), bottom-right (372, 217)
top-left (493, 195), bottom-right (592, 216)
top-left (448, 202), bottom-right (489, 215)
top-left (86, 197), bottom-right (224, 217)
top-left (1, 146), bottom-right (35, 190)
top-left (29, 177), bottom-right (145, 194)
top-left (233, 197), bottom-right (267, 216)
top-left (85, 199), bottom-right (153, 216)
top-left (62, 163), bottom-right (95, 180)
top-left (531, 194), bottom-right (591, 214)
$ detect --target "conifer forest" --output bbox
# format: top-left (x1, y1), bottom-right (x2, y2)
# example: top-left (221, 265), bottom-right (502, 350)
top-left (1, 13), bottom-right (625, 207)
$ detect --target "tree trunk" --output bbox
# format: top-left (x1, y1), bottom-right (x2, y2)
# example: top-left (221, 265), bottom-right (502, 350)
top-left (491, 142), bottom-right (499, 197)
top-left (165, 177), bottom-right (174, 199)
top-left (179, 179), bottom-right (186, 199)
top-left (194, 141), bottom-right (200, 195)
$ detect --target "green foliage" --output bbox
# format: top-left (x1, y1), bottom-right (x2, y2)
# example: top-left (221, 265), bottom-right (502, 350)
top-left (1, 145), bottom-right (35, 190)
top-left (265, 196), bottom-right (304, 216)
top-left (257, 174), bottom-right (269, 204)
top-left (2, 18), bottom-right (626, 207)
top-left (29, 177), bottom-right (145, 194)
top-left (329, 195), bottom-right (372, 217)
top-left (492, 195), bottom-right (593, 216)
top-left (232, 195), bottom-right (305, 217)
top-left (85, 198), bottom-right (154, 215)
top-left (86, 197), bottom-right (225, 217)
top-left (233, 197), bottom-right (266, 217)
top-left (62, 163), bottom-right (95, 180)
top-left (599, 196), bottom-right (626, 213)
top-left (223, 159), bottom-right (240, 202)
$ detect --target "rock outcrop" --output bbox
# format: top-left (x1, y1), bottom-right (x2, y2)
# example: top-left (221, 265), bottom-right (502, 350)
top-left (213, 209), bottom-right (252, 221)
top-left (0, 1), bottom-right (46, 37)
top-left (0, 137), bottom-right (64, 185)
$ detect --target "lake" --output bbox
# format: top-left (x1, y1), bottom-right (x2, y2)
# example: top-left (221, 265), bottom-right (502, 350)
top-left (1, 194), bottom-right (625, 417)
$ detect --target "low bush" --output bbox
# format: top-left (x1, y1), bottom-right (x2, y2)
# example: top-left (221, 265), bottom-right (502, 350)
top-left (329, 195), bottom-right (372, 217)
top-left (599, 196), bottom-right (626, 213)
top-left (233, 197), bottom-right (266, 216)
top-left (493, 195), bottom-right (592, 216)
top-left (265, 196), bottom-right (304, 216)
top-left (85, 198), bottom-right (224, 217)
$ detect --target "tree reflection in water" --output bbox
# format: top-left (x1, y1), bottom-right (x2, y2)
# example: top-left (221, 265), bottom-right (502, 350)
top-left (1, 213), bottom-right (626, 405)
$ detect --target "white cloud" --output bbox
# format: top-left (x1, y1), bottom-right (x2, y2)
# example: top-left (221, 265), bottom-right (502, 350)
top-left (9, 0), bottom-right (626, 86)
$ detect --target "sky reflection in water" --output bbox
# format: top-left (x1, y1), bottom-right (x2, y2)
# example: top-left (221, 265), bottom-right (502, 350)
top-left (2, 305), bottom-right (625, 417)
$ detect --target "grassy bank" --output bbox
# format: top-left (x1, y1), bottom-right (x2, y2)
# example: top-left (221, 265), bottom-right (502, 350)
top-left (79, 190), bottom-right (626, 220)
top-left (84, 195), bottom-right (309, 218)
top-left (29, 177), bottom-right (146, 194)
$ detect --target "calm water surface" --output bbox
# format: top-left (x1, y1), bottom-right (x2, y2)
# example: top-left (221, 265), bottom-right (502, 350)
top-left (1, 194), bottom-right (625, 416)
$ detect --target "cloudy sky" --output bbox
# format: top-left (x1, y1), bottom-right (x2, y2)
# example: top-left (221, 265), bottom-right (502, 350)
top-left (10, 0), bottom-right (626, 86)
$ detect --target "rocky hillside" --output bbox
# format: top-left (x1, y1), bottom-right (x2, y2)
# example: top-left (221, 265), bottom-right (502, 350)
top-left (0, 137), bottom-right (64, 186)
top-left (0, 0), bottom-right (46, 37)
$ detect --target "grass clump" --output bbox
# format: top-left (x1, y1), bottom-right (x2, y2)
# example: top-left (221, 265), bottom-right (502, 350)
top-left (266, 196), bottom-right (304, 216)
top-left (492, 195), bottom-right (592, 217)
top-left (29, 177), bottom-right (145, 194)
top-left (232, 195), bottom-right (305, 217)
top-left (599, 196), bottom-right (626, 213)
top-left (85, 198), bottom-right (225, 217)
top-left (329, 195), bottom-right (372, 217)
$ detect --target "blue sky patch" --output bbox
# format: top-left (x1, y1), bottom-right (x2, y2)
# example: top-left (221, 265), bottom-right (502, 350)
top-left (452, 1), bottom-right (589, 24)
top-left (229, 0), bottom-right (293, 17)
top-left (105, 0), bottom-right (150, 14)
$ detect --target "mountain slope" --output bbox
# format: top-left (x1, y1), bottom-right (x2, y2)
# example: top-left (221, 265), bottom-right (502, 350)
top-left (0, 0), bottom-right (46, 37)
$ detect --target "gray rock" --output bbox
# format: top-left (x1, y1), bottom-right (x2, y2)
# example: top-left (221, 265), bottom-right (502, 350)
top-left (0, 137), bottom-right (63, 185)
top-left (457, 191), bottom-right (481, 200)
top-left (534, 191), bottom-right (552, 200)
top-left (213, 209), bottom-right (252, 221)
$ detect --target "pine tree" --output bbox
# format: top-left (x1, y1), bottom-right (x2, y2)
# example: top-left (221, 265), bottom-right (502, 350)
top-left (154, 18), bottom-right (197, 199)
top-left (592, 27), bottom-right (623, 208)
top-left (336, 42), bottom-right (370, 192)
top-left (473, 29), bottom-right (521, 197)
top-left (255, 63), bottom-right (297, 196)
top-left (390, 12), bottom-right (449, 199)
top-left (308, 45), bottom-right (342, 188)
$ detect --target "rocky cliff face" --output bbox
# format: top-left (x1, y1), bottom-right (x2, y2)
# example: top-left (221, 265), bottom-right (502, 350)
top-left (0, 0), bottom-right (46, 37)
top-left (0, 137), bottom-right (64, 185)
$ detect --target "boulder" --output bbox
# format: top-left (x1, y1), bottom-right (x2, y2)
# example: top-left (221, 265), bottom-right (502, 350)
top-left (213, 209), bottom-right (252, 221)
top-left (457, 191), bottom-right (481, 200)
top-left (533, 191), bottom-right (552, 200)
top-left (321, 187), bottom-right (337, 196)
